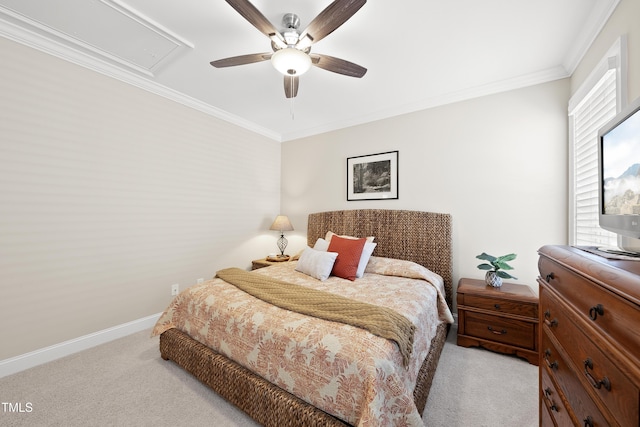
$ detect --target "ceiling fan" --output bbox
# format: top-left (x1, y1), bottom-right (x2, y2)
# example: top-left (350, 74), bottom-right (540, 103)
top-left (210, 0), bottom-right (367, 99)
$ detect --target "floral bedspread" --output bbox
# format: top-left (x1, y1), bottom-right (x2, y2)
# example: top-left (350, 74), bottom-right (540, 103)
top-left (152, 257), bottom-right (453, 426)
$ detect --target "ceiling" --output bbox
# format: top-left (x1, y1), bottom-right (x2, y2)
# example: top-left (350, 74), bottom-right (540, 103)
top-left (0, 0), bottom-right (620, 141)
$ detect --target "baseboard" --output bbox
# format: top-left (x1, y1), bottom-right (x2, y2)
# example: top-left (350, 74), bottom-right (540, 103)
top-left (0, 313), bottom-right (161, 378)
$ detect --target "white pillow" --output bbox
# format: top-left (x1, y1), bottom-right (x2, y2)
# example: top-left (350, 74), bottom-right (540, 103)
top-left (295, 246), bottom-right (338, 281)
top-left (356, 242), bottom-right (377, 278)
top-left (313, 237), bottom-right (330, 251)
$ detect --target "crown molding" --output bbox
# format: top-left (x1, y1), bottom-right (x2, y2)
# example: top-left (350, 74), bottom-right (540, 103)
top-left (562, 0), bottom-right (621, 75)
top-left (280, 65), bottom-right (570, 142)
top-left (0, 9), bottom-right (282, 142)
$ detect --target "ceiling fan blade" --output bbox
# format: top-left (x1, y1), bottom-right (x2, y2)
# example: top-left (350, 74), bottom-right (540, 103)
top-left (284, 76), bottom-right (299, 98)
top-left (310, 54), bottom-right (367, 78)
top-left (298, 0), bottom-right (366, 48)
top-left (225, 0), bottom-right (286, 48)
top-left (210, 53), bottom-right (272, 68)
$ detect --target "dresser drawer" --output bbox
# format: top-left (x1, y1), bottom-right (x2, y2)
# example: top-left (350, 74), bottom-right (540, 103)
top-left (539, 256), bottom-right (640, 359)
top-left (539, 398), bottom-right (556, 427)
top-left (463, 311), bottom-right (536, 350)
top-left (540, 365), bottom-right (573, 427)
top-left (461, 294), bottom-right (537, 318)
top-left (541, 332), bottom-right (611, 427)
top-left (541, 286), bottom-right (639, 426)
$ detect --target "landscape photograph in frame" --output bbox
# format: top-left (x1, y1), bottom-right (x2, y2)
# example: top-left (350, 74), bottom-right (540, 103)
top-left (347, 151), bottom-right (398, 201)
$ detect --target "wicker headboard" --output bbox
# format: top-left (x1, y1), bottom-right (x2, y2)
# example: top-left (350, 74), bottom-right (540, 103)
top-left (307, 209), bottom-right (453, 306)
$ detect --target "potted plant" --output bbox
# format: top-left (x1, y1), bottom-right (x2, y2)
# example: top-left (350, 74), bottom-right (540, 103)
top-left (476, 252), bottom-right (517, 287)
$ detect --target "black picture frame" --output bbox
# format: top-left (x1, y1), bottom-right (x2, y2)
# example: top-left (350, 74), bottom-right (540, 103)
top-left (347, 151), bottom-right (398, 201)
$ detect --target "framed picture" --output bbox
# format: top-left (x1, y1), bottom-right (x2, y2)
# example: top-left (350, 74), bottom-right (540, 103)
top-left (347, 151), bottom-right (398, 201)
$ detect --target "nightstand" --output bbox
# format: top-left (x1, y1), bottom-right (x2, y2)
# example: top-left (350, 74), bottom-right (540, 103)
top-left (251, 256), bottom-right (290, 270)
top-left (457, 278), bottom-right (539, 365)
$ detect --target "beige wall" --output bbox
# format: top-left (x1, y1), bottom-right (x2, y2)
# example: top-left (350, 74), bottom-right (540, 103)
top-left (282, 79), bottom-right (570, 293)
top-left (0, 37), bottom-right (281, 360)
top-left (571, 0), bottom-right (640, 102)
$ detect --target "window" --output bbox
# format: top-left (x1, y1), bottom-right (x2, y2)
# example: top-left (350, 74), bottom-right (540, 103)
top-left (568, 37), bottom-right (626, 246)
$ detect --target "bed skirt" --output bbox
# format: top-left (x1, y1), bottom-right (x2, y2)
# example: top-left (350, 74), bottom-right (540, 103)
top-left (159, 322), bottom-right (449, 427)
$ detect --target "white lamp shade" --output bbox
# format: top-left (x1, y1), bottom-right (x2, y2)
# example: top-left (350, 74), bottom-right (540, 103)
top-left (271, 48), bottom-right (311, 76)
top-left (270, 215), bottom-right (294, 231)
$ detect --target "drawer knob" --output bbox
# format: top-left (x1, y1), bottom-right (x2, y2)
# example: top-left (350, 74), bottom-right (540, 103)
top-left (545, 272), bottom-right (555, 282)
top-left (487, 326), bottom-right (506, 335)
top-left (583, 358), bottom-right (611, 391)
top-left (493, 303), bottom-right (501, 310)
top-left (588, 304), bottom-right (604, 321)
top-left (543, 309), bottom-right (558, 327)
top-left (583, 416), bottom-right (594, 427)
top-left (544, 349), bottom-right (558, 370)
top-left (543, 387), bottom-right (558, 412)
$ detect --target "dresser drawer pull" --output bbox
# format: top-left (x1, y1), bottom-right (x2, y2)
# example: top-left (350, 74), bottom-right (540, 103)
top-left (583, 358), bottom-right (611, 391)
top-left (545, 272), bottom-right (555, 282)
top-left (588, 304), bottom-right (604, 321)
top-left (543, 309), bottom-right (558, 327)
top-left (487, 326), bottom-right (506, 335)
top-left (583, 416), bottom-right (594, 427)
top-left (544, 349), bottom-right (558, 370)
top-left (493, 303), bottom-right (501, 310)
top-left (543, 387), bottom-right (558, 412)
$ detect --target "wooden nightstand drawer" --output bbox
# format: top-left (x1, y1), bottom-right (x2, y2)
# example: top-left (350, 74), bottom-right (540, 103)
top-left (252, 259), bottom-right (272, 270)
top-left (461, 294), bottom-right (537, 318)
top-left (463, 311), bottom-right (536, 350)
top-left (252, 256), bottom-right (291, 270)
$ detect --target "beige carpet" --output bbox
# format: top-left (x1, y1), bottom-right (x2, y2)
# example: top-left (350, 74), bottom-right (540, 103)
top-left (0, 326), bottom-right (537, 426)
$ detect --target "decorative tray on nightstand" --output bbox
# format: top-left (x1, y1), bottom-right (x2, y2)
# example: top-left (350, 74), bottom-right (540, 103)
top-left (266, 255), bottom-right (290, 262)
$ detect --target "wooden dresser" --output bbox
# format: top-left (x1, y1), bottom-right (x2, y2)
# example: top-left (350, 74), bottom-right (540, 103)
top-left (538, 245), bottom-right (640, 427)
top-left (457, 278), bottom-right (539, 365)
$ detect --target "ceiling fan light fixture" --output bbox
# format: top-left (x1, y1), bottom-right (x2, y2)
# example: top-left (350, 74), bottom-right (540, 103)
top-left (271, 48), bottom-right (311, 76)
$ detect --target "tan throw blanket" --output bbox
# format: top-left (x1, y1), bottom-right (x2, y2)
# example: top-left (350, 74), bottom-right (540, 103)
top-left (216, 267), bottom-right (416, 366)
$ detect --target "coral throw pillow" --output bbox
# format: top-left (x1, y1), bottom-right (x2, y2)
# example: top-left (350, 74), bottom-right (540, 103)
top-left (327, 235), bottom-right (367, 281)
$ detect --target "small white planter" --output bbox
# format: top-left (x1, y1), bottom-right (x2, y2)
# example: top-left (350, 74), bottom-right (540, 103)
top-left (485, 271), bottom-right (503, 287)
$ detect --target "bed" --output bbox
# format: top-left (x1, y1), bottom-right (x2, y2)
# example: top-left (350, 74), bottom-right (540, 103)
top-left (154, 209), bottom-right (453, 426)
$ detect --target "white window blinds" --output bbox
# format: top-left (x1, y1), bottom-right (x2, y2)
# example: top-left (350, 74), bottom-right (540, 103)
top-left (568, 36), bottom-right (626, 247)
top-left (569, 70), bottom-right (618, 246)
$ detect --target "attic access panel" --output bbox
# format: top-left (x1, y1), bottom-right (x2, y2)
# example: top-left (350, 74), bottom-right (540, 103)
top-left (0, 0), bottom-right (191, 75)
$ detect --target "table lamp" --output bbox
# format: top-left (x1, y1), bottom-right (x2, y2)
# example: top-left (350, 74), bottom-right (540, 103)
top-left (270, 215), bottom-right (294, 257)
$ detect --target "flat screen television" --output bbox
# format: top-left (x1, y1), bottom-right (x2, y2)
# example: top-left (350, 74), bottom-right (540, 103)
top-left (598, 95), bottom-right (640, 254)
